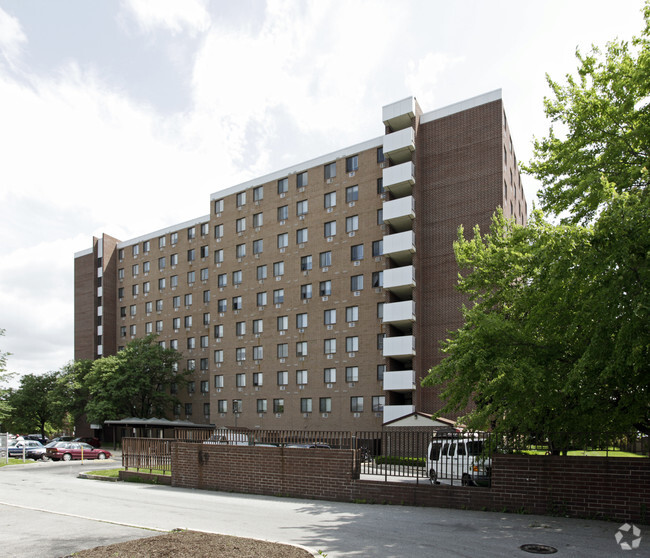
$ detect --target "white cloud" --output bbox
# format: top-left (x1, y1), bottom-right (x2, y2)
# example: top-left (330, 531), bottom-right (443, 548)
top-left (405, 52), bottom-right (465, 110)
top-left (120, 0), bottom-right (211, 37)
top-left (0, 6), bottom-right (26, 69)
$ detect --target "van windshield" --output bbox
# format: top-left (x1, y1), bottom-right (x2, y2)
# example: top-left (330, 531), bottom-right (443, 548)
top-left (467, 441), bottom-right (484, 456)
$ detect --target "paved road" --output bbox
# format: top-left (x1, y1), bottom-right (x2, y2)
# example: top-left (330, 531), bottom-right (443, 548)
top-left (0, 458), bottom-right (638, 557)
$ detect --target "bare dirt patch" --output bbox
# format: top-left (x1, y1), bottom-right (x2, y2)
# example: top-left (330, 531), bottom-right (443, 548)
top-left (68, 529), bottom-right (315, 557)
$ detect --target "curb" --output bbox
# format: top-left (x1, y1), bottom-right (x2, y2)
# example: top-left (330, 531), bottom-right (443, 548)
top-left (78, 473), bottom-right (119, 482)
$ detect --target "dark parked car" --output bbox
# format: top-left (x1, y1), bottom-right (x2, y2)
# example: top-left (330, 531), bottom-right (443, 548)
top-left (49, 436), bottom-right (75, 444)
top-left (73, 436), bottom-right (101, 448)
top-left (8, 440), bottom-right (46, 460)
top-left (23, 434), bottom-right (49, 445)
top-left (46, 442), bottom-right (111, 461)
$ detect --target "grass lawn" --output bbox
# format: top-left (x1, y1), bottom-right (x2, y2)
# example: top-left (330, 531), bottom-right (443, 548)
top-left (0, 458), bottom-right (38, 467)
top-left (87, 467), bottom-right (171, 477)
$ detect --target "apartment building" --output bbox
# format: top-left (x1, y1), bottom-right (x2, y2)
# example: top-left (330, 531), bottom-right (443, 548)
top-left (74, 90), bottom-right (526, 432)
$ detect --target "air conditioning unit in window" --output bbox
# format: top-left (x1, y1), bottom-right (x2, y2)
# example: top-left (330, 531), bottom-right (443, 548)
top-left (275, 413), bottom-right (282, 418)
top-left (353, 412), bottom-right (360, 418)
top-left (322, 413), bottom-right (329, 418)
top-left (348, 172), bottom-right (356, 177)
top-left (327, 178), bottom-right (333, 184)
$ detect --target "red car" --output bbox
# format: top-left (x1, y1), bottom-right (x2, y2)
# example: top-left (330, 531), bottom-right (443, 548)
top-left (45, 442), bottom-right (111, 461)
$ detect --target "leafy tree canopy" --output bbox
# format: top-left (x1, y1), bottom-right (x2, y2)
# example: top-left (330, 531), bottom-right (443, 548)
top-left (424, 4), bottom-right (650, 447)
top-left (5, 372), bottom-right (61, 437)
top-left (84, 334), bottom-right (187, 424)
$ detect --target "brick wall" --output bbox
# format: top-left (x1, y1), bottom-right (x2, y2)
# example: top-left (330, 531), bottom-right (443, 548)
top-left (172, 443), bottom-right (649, 523)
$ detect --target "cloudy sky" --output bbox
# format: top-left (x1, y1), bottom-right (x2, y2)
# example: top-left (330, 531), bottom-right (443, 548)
top-left (0, 0), bottom-right (645, 380)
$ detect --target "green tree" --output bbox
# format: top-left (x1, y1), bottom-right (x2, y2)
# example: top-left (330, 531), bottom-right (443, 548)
top-left (5, 372), bottom-right (61, 437)
top-left (424, 5), bottom-right (650, 446)
top-left (84, 334), bottom-right (187, 424)
top-left (49, 359), bottom-right (94, 433)
top-left (0, 329), bottom-right (14, 425)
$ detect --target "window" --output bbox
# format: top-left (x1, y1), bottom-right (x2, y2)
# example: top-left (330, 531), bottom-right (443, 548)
top-left (319, 280), bottom-right (332, 297)
top-left (143, 281), bottom-right (151, 294)
top-left (184, 293), bottom-right (192, 306)
top-left (257, 264), bottom-right (267, 280)
top-left (214, 349), bottom-right (224, 363)
top-left (203, 312), bottom-right (210, 325)
top-left (377, 302), bottom-right (384, 319)
top-left (277, 177), bottom-right (288, 194)
top-left (346, 366), bottom-right (359, 382)
top-left (320, 397), bottom-right (332, 413)
top-left (273, 289), bottom-right (284, 304)
top-left (324, 338), bottom-right (336, 354)
top-left (188, 226), bottom-right (196, 240)
top-left (236, 347), bottom-right (246, 362)
top-left (218, 399), bottom-right (227, 413)
top-left (300, 283), bottom-right (312, 299)
top-left (300, 398), bottom-right (312, 413)
top-left (324, 368), bottom-right (336, 384)
top-left (170, 338), bottom-right (179, 349)
top-left (200, 268), bottom-right (209, 281)
top-left (273, 261), bottom-right (284, 277)
top-left (214, 374), bottom-right (224, 388)
top-left (171, 295), bottom-right (180, 308)
top-left (324, 162), bottom-right (336, 179)
top-left (187, 271), bottom-right (195, 284)
top-left (236, 321), bottom-right (246, 336)
top-left (214, 199), bottom-right (224, 214)
top-left (156, 320), bottom-right (163, 332)
top-left (346, 185), bottom-right (359, 202)
top-left (203, 403), bottom-right (210, 418)
top-left (346, 215), bottom-right (359, 232)
top-left (132, 244), bottom-right (140, 257)
top-left (156, 299), bottom-right (163, 311)
top-left (273, 399), bottom-right (284, 413)
top-left (232, 270), bottom-right (242, 285)
top-left (236, 243), bottom-right (246, 258)
top-left (377, 364), bottom-right (385, 381)
top-left (346, 337), bottom-right (359, 353)
top-left (324, 221), bottom-right (336, 238)
top-left (296, 341), bottom-right (308, 357)
top-left (145, 301), bottom-right (153, 313)
top-left (184, 315), bottom-right (192, 327)
top-left (171, 253), bottom-right (178, 266)
top-left (296, 313), bottom-right (308, 329)
top-left (199, 245), bottom-right (208, 259)
top-left (350, 396), bottom-right (364, 412)
top-left (377, 333), bottom-right (386, 349)
top-left (277, 205), bottom-right (288, 221)
top-left (296, 200), bottom-right (308, 217)
top-left (214, 249), bottom-right (224, 264)
top-left (253, 319), bottom-right (263, 334)
top-left (118, 268), bottom-right (124, 280)
top-left (172, 317), bottom-right (180, 329)
top-left (214, 324), bottom-right (224, 338)
top-left (253, 185), bottom-right (263, 201)
top-left (201, 223), bottom-right (209, 236)
top-left (236, 191), bottom-right (246, 207)
top-left (214, 224), bottom-right (224, 239)
top-left (187, 337), bottom-right (196, 349)
top-left (232, 399), bottom-right (242, 413)
top-left (171, 232), bottom-right (178, 245)
top-left (143, 261), bottom-right (151, 274)
top-left (372, 271), bottom-right (383, 288)
top-left (187, 249), bottom-right (195, 262)
top-left (257, 292), bottom-right (267, 306)
top-left (253, 372), bottom-right (263, 386)
top-left (377, 209), bottom-right (383, 225)
top-left (297, 171), bottom-right (308, 188)
top-left (132, 264), bottom-right (139, 277)
top-left (236, 217), bottom-right (246, 233)
top-left (296, 228), bottom-right (308, 244)
top-left (257, 399), bottom-right (267, 413)
top-left (372, 240), bottom-right (383, 257)
top-left (277, 315), bottom-right (288, 331)
top-left (377, 177), bottom-right (384, 194)
top-left (300, 255), bottom-right (312, 271)
top-left (218, 299), bottom-right (227, 312)
top-left (132, 284), bottom-right (139, 296)
top-left (232, 296), bottom-right (242, 310)
top-left (319, 251), bottom-right (332, 268)
top-left (277, 344), bottom-right (288, 358)
top-left (253, 239), bottom-right (263, 254)
top-left (377, 146), bottom-right (384, 163)
top-left (236, 373), bottom-right (246, 387)
top-left (324, 309), bottom-right (336, 325)
top-left (324, 191), bottom-right (336, 208)
top-left (351, 275), bottom-right (364, 291)
top-left (185, 403), bottom-right (193, 416)
top-left (351, 244), bottom-right (364, 261)
top-left (277, 370), bottom-right (288, 385)
top-left (159, 236), bottom-right (166, 249)
top-left (218, 273), bottom-right (227, 288)
top-left (120, 326), bottom-right (126, 338)
top-left (145, 322), bottom-right (153, 334)
top-left (277, 233), bottom-right (288, 249)
top-left (346, 306), bottom-right (359, 322)
top-left (118, 287), bottom-right (124, 299)
top-left (130, 305), bottom-right (136, 316)
top-left (346, 155), bottom-right (359, 172)
top-left (296, 369), bottom-right (308, 385)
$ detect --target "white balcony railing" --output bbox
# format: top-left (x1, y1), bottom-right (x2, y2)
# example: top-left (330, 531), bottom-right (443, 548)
top-left (383, 196), bottom-right (415, 232)
top-left (383, 230), bottom-right (415, 265)
top-left (383, 127), bottom-right (415, 164)
top-left (382, 97), bottom-right (416, 131)
top-left (383, 266), bottom-right (416, 296)
top-left (383, 335), bottom-right (416, 360)
top-left (383, 162), bottom-right (415, 197)
top-left (382, 300), bottom-right (415, 329)
top-left (383, 370), bottom-right (416, 392)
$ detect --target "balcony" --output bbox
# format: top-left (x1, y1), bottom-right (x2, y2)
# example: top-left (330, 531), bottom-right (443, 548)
top-left (383, 335), bottom-right (415, 361)
top-left (382, 300), bottom-right (415, 331)
top-left (383, 196), bottom-right (415, 232)
top-left (383, 127), bottom-right (415, 164)
top-left (383, 404), bottom-right (416, 424)
top-left (384, 230), bottom-right (415, 265)
top-left (383, 162), bottom-right (415, 197)
top-left (383, 265), bottom-right (415, 298)
top-left (383, 370), bottom-right (416, 392)
top-left (382, 97), bottom-right (416, 131)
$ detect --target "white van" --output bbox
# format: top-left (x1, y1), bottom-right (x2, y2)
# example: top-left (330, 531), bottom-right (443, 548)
top-left (426, 434), bottom-right (491, 486)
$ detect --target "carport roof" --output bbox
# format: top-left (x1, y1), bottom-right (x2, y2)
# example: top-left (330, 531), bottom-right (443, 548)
top-left (104, 417), bottom-right (214, 429)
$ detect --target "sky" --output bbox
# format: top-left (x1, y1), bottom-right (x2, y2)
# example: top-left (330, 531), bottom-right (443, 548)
top-left (0, 0), bottom-right (645, 381)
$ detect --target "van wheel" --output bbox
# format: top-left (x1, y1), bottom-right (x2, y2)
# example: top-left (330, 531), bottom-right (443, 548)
top-left (462, 474), bottom-right (470, 486)
top-left (429, 469), bottom-right (437, 484)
